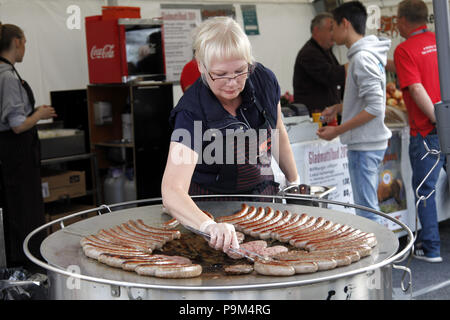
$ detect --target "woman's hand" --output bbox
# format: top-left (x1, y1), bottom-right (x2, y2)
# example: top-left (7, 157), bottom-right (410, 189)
top-left (11, 105), bottom-right (57, 134)
top-left (203, 222), bottom-right (239, 253)
top-left (36, 105), bottom-right (57, 120)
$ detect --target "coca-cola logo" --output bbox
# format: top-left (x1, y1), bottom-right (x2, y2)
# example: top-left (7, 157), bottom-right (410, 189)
top-left (90, 44), bottom-right (115, 59)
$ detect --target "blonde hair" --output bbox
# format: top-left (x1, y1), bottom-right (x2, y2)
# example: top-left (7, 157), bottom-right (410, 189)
top-left (193, 16), bottom-right (254, 70)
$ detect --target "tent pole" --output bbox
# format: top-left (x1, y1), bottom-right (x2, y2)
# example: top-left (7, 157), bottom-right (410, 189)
top-left (433, 0), bottom-right (450, 189)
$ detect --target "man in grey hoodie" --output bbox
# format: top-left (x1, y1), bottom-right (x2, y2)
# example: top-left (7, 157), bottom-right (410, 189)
top-left (317, 1), bottom-right (392, 224)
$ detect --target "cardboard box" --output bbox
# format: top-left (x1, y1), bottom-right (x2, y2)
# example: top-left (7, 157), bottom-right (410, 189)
top-left (41, 171), bottom-right (86, 203)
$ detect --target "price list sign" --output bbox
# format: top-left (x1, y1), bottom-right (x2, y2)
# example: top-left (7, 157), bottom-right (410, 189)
top-left (161, 8), bottom-right (202, 82)
top-left (303, 139), bottom-right (355, 214)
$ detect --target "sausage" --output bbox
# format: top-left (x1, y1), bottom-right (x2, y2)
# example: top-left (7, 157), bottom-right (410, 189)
top-left (258, 211), bottom-right (295, 239)
top-left (234, 207), bottom-right (266, 231)
top-left (81, 235), bottom-right (138, 250)
top-left (286, 261), bottom-right (318, 274)
top-left (218, 206), bottom-right (257, 226)
top-left (82, 246), bottom-right (123, 260)
top-left (301, 225), bottom-right (356, 248)
top-left (216, 203), bottom-right (249, 222)
top-left (114, 225), bottom-right (166, 245)
top-left (135, 263), bottom-right (202, 278)
top-left (98, 253), bottom-right (157, 268)
top-left (288, 220), bottom-right (334, 243)
top-left (272, 250), bottom-right (338, 270)
top-left (278, 217), bottom-right (325, 242)
top-left (307, 250), bottom-right (359, 264)
top-left (276, 216), bottom-right (318, 242)
top-left (314, 245), bottom-right (372, 258)
top-left (253, 259), bottom-right (296, 276)
top-left (97, 229), bottom-right (154, 253)
top-left (301, 253), bottom-right (351, 267)
top-left (289, 223), bottom-right (343, 248)
top-left (306, 231), bottom-right (373, 250)
top-left (163, 218), bottom-right (179, 228)
top-left (270, 213), bottom-right (307, 238)
top-left (81, 239), bottom-right (151, 253)
top-left (121, 255), bottom-right (192, 271)
top-left (239, 207), bottom-right (276, 235)
top-left (104, 228), bottom-right (161, 250)
top-left (311, 235), bottom-right (377, 251)
top-left (272, 214), bottom-right (311, 240)
top-left (250, 210), bottom-right (285, 237)
top-left (275, 249), bottom-right (360, 264)
top-left (287, 257), bottom-right (337, 271)
top-left (152, 254), bottom-right (193, 265)
top-left (224, 264), bottom-right (254, 275)
top-left (82, 243), bottom-right (149, 260)
top-left (135, 219), bottom-right (181, 238)
top-left (241, 207), bottom-right (276, 235)
top-left (122, 258), bottom-right (169, 271)
top-left (127, 220), bottom-right (179, 241)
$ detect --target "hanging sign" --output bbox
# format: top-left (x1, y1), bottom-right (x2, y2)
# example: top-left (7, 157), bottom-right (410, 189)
top-left (241, 5), bottom-right (260, 35)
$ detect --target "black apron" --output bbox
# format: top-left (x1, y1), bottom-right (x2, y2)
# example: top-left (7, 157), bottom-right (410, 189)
top-left (0, 57), bottom-right (45, 267)
top-left (189, 97), bottom-right (279, 202)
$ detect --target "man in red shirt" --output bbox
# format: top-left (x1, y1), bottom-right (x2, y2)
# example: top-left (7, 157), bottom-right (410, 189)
top-left (180, 58), bottom-right (201, 93)
top-left (394, 0), bottom-right (446, 263)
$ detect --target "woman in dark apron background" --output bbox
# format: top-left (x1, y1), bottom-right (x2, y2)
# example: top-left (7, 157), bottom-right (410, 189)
top-left (161, 17), bottom-right (299, 254)
top-left (0, 23), bottom-right (56, 267)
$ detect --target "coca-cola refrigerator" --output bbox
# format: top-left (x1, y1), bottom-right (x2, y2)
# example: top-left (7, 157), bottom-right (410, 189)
top-left (85, 17), bottom-right (165, 84)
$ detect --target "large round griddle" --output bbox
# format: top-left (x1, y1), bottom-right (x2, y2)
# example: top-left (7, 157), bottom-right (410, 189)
top-left (40, 201), bottom-right (399, 291)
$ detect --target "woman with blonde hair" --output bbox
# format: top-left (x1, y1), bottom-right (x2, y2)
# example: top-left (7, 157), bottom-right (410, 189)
top-left (161, 17), bottom-right (298, 253)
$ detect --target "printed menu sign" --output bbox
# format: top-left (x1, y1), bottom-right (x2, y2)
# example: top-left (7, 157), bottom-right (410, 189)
top-left (161, 8), bottom-right (202, 82)
top-left (303, 139), bottom-right (355, 214)
top-left (161, 4), bottom-right (235, 82)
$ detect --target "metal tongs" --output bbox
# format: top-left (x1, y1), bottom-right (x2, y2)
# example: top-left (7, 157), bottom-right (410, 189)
top-left (184, 225), bottom-right (270, 262)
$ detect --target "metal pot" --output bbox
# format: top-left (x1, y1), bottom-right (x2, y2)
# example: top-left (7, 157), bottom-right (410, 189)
top-left (278, 184), bottom-right (336, 208)
top-left (24, 195), bottom-right (414, 300)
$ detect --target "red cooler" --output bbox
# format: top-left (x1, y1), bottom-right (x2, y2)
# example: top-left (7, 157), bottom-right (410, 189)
top-left (85, 7), bottom-right (165, 84)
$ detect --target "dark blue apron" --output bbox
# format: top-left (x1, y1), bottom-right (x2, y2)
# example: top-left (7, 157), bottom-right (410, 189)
top-left (189, 96), bottom-right (279, 200)
top-left (0, 57), bottom-right (45, 266)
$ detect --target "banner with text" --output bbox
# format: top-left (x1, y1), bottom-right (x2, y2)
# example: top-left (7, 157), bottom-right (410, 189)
top-left (302, 139), bottom-right (355, 214)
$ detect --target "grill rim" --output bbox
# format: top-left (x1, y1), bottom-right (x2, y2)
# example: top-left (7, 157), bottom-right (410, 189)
top-left (24, 195), bottom-right (414, 292)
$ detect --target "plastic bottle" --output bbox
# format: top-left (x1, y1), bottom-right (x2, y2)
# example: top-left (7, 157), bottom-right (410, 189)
top-left (124, 168), bottom-right (137, 207)
top-left (103, 168), bottom-right (125, 210)
top-left (121, 113), bottom-right (132, 142)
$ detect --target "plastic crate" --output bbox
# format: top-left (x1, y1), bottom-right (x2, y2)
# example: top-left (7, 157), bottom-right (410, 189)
top-left (101, 6), bottom-right (141, 20)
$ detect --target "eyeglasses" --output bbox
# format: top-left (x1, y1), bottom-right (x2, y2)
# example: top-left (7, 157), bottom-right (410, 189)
top-left (204, 63), bottom-right (253, 84)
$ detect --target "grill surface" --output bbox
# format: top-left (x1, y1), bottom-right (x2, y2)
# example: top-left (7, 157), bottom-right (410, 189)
top-left (40, 201), bottom-right (399, 290)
